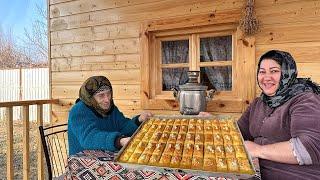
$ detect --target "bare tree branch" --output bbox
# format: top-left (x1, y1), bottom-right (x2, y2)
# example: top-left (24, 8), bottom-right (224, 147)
top-left (0, 29), bottom-right (39, 69)
top-left (0, 1), bottom-right (48, 69)
top-left (21, 1), bottom-right (48, 64)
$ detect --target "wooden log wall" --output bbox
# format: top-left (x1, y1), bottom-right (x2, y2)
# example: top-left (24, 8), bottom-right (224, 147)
top-left (255, 0), bottom-right (320, 94)
top-left (49, 0), bottom-right (320, 123)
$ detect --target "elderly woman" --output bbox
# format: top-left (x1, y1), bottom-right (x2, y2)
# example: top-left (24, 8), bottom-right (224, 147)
top-left (237, 50), bottom-right (320, 179)
top-left (68, 76), bottom-right (152, 155)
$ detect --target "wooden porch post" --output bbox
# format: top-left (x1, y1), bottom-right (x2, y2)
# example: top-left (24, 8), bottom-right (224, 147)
top-left (6, 107), bottom-right (14, 180)
top-left (22, 106), bottom-right (30, 180)
top-left (37, 104), bottom-right (44, 180)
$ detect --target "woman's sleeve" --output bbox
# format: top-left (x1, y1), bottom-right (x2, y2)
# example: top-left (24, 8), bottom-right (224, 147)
top-left (290, 93), bottom-right (320, 165)
top-left (113, 106), bottom-right (139, 137)
top-left (237, 101), bottom-right (255, 141)
top-left (69, 107), bottom-right (121, 152)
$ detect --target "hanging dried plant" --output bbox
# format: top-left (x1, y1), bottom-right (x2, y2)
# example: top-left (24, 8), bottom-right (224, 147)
top-left (239, 0), bottom-right (260, 36)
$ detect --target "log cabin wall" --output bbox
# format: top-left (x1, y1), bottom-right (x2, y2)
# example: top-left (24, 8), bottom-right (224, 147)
top-left (49, 0), bottom-right (320, 123)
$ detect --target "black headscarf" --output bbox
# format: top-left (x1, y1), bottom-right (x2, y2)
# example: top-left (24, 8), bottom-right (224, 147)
top-left (77, 76), bottom-right (114, 117)
top-left (258, 50), bottom-right (320, 108)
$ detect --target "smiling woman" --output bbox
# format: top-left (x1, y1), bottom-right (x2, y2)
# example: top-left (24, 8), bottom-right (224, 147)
top-left (93, 88), bottom-right (112, 111)
top-left (237, 50), bottom-right (320, 180)
top-left (257, 59), bottom-right (281, 96)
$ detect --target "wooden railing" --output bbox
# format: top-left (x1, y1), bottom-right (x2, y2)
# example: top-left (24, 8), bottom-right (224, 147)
top-left (0, 99), bottom-right (59, 180)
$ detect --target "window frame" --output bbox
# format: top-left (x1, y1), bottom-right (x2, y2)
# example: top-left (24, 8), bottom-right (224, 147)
top-left (140, 15), bottom-right (256, 113)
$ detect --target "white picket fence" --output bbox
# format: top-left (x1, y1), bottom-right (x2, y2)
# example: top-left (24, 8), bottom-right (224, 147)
top-left (0, 68), bottom-right (50, 122)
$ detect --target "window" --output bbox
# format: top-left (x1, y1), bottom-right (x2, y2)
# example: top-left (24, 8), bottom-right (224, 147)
top-left (141, 15), bottom-right (256, 113)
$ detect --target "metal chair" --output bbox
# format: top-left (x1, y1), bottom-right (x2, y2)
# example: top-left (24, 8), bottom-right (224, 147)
top-left (39, 123), bottom-right (68, 180)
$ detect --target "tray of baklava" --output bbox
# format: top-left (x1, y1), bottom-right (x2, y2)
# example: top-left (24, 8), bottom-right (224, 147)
top-left (114, 115), bottom-right (256, 179)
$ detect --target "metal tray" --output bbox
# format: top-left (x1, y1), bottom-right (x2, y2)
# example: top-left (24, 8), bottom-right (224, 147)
top-left (114, 115), bottom-right (256, 179)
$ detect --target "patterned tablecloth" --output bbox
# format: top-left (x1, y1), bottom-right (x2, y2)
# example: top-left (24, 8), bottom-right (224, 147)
top-left (65, 150), bottom-right (260, 180)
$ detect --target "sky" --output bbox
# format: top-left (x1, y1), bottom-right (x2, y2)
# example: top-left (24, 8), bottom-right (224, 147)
top-left (0, 0), bottom-right (46, 43)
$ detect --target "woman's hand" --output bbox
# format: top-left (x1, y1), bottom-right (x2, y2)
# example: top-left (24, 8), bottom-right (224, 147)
top-left (119, 137), bottom-right (131, 147)
top-left (244, 140), bottom-right (299, 164)
top-left (244, 140), bottom-right (262, 158)
top-left (198, 112), bottom-right (212, 117)
top-left (138, 111), bottom-right (153, 122)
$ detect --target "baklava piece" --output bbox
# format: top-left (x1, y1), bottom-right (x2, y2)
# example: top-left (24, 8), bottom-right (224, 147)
top-left (163, 143), bottom-right (175, 155)
top-left (204, 126), bottom-right (213, 135)
top-left (126, 140), bottom-right (139, 153)
top-left (189, 119), bottom-right (196, 126)
top-left (176, 134), bottom-right (186, 144)
top-left (159, 154), bottom-right (172, 167)
top-left (170, 155), bottom-right (182, 168)
top-left (215, 145), bottom-right (225, 158)
top-left (127, 152), bottom-right (141, 163)
top-left (216, 158), bottom-right (228, 172)
top-left (203, 158), bottom-right (216, 171)
top-left (185, 133), bottom-right (195, 144)
top-left (212, 124), bottom-right (220, 133)
top-left (166, 119), bottom-right (174, 125)
top-left (223, 134), bottom-right (233, 145)
top-left (171, 125), bottom-right (180, 134)
top-left (194, 134), bottom-right (204, 145)
top-left (159, 132), bottom-right (169, 143)
top-left (213, 134), bottom-right (224, 146)
top-left (238, 158), bottom-right (254, 174)
top-left (167, 133), bottom-right (177, 143)
top-left (227, 158), bottom-right (239, 172)
top-left (231, 134), bottom-right (242, 145)
top-left (179, 125), bottom-right (188, 134)
top-left (220, 125), bottom-right (230, 134)
top-left (173, 119), bottom-right (181, 125)
top-left (204, 134), bottom-right (214, 145)
top-left (143, 142), bottom-right (156, 155)
top-left (234, 145), bottom-right (247, 158)
top-left (153, 118), bottom-right (161, 125)
top-left (134, 142), bottom-right (147, 153)
top-left (193, 144), bottom-right (204, 157)
top-left (182, 143), bottom-right (194, 157)
top-left (119, 151), bottom-right (133, 162)
top-left (181, 118), bottom-right (189, 126)
top-left (163, 125), bottom-right (173, 133)
top-left (180, 156), bottom-right (192, 169)
top-left (191, 157), bottom-right (203, 170)
top-left (196, 125), bottom-right (204, 134)
top-left (137, 154), bottom-right (151, 164)
top-left (204, 144), bottom-right (215, 158)
top-left (149, 132), bottom-right (162, 143)
top-left (225, 145), bottom-right (236, 158)
top-left (148, 154), bottom-right (160, 166)
top-left (173, 143), bottom-right (183, 156)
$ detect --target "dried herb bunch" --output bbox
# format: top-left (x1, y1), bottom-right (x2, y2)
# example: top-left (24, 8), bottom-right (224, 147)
top-left (239, 0), bottom-right (260, 36)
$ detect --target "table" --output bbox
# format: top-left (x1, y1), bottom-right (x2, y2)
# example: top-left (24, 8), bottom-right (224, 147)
top-left (65, 150), bottom-right (260, 180)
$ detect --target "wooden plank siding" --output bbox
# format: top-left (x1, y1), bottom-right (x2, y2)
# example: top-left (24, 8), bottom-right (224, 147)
top-left (52, 69), bottom-right (140, 85)
top-left (49, 0), bottom-right (320, 123)
top-left (49, 0), bottom-right (243, 31)
top-left (52, 84), bottom-right (140, 99)
top-left (51, 38), bottom-right (140, 57)
top-left (51, 22), bottom-right (140, 45)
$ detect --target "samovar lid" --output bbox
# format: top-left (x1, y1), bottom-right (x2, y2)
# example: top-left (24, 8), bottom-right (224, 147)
top-left (178, 71), bottom-right (208, 91)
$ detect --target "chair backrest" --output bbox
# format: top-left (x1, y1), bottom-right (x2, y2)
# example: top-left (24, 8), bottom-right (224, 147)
top-left (39, 123), bottom-right (68, 179)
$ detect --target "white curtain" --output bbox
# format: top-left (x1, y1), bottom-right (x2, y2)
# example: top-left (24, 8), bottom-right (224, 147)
top-left (161, 40), bottom-right (189, 90)
top-left (200, 36), bottom-right (232, 91)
